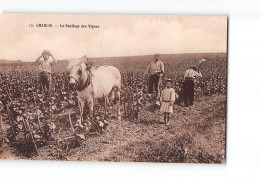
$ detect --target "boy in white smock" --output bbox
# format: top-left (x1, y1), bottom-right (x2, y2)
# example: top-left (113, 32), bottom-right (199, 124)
top-left (160, 78), bottom-right (176, 126)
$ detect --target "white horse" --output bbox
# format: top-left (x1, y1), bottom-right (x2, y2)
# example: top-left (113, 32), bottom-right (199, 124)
top-left (66, 58), bottom-right (121, 125)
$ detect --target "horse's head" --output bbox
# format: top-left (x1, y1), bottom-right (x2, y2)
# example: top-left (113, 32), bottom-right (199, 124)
top-left (66, 58), bottom-right (93, 90)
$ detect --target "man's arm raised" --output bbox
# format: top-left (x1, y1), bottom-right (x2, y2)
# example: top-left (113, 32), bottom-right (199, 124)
top-left (35, 54), bottom-right (42, 63)
top-left (50, 54), bottom-right (57, 64)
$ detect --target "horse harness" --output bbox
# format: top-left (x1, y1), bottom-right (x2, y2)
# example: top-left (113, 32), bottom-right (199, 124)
top-left (69, 64), bottom-right (94, 91)
top-left (77, 69), bottom-right (93, 91)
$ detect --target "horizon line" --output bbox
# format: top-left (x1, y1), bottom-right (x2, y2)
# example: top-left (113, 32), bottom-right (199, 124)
top-left (0, 51), bottom-right (227, 62)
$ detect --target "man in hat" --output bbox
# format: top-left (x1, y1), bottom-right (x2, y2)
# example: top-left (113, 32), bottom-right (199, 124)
top-left (35, 50), bottom-right (57, 91)
top-left (146, 54), bottom-right (165, 97)
top-left (183, 66), bottom-right (202, 107)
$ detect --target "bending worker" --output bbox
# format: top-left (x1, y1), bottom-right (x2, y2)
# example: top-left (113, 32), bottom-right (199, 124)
top-left (183, 66), bottom-right (203, 107)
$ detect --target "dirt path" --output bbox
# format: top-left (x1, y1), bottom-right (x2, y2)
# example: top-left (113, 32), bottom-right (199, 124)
top-left (65, 94), bottom-right (226, 162)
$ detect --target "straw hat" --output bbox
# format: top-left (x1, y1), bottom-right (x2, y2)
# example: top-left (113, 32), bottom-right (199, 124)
top-left (42, 50), bottom-right (51, 56)
top-left (164, 78), bottom-right (173, 82)
top-left (198, 59), bottom-right (206, 64)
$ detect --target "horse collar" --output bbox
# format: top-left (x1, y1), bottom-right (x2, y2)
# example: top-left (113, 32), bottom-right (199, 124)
top-left (77, 70), bottom-right (93, 91)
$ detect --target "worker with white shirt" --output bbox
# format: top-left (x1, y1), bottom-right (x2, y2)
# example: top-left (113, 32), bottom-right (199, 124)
top-left (35, 50), bottom-right (57, 91)
top-left (183, 66), bottom-right (202, 107)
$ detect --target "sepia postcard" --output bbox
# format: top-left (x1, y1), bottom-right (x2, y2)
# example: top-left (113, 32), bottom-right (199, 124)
top-left (0, 14), bottom-right (227, 163)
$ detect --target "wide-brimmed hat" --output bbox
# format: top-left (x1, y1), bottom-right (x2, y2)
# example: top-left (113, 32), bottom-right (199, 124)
top-left (198, 59), bottom-right (206, 64)
top-left (42, 50), bottom-right (51, 56)
top-left (164, 78), bottom-right (173, 82)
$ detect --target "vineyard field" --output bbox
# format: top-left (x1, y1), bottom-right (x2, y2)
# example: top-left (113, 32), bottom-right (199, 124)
top-left (0, 53), bottom-right (227, 163)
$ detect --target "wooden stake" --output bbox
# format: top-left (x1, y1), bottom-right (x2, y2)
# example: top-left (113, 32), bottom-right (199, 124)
top-left (132, 92), bottom-right (135, 119)
top-left (103, 94), bottom-right (107, 121)
top-left (93, 97), bottom-right (95, 118)
top-left (0, 114), bottom-right (3, 133)
top-left (24, 118), bottom-right (38, 154)
top-left (78, 100), bottom-right (83, 124)
top-left (6, 104), bottom-right (15, 137)
top-left (68, 112), bottom-right (75, 133)
top-left (123, 96), bottom-right (126, 117)
top-left (136, 93), bottom-right (139, 120)
top-left (31, 90), bottom-right (42, 130)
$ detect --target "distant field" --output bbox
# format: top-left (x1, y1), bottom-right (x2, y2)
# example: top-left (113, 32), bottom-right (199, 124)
top-left (0, 53), bottom-right (227, 78)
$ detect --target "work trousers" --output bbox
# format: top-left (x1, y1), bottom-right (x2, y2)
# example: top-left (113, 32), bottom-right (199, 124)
top-left (183, 78), bottom-right (194, 107)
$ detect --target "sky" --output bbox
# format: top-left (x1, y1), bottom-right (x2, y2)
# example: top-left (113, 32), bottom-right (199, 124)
top-left (0, 14), bottom-right (227, 61)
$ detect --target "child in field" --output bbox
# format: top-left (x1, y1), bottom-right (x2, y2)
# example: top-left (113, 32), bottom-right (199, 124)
top-left (160, 78), bottom-right (176, 126)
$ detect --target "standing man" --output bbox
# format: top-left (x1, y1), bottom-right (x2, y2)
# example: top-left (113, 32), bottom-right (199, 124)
top-left (35, 50), bottom-right (57, 91)
top-left (183, 66), bottom-right (202, 107)
top-left (146, 54), bottom-right (165, 98)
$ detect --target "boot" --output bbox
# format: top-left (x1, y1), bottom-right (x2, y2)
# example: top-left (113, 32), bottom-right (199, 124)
top-left (166, 114), bottom-right (170, 126)
top-left (164, 114), bottom-right (167, 125)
